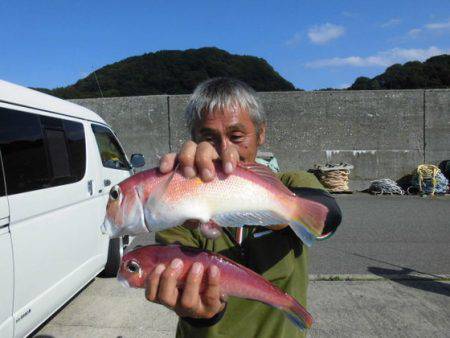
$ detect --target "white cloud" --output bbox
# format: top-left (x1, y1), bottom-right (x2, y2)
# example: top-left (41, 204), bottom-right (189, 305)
top-left (305, 56), bottom-right (388, 68)
top-left (285, 32), bottom-right (302, 47)
top-left (408, 28), bottom-right (422, 37)
top-left (342, 11), bottom-right (358, 18)
top-left (387, 46), bottom-right (447, 60)
top-left (405, 19), bottom-right (450, 39)
top-left (308, 23), bottom-right (345, 44)
top-left (337, 83), bottom-right (351, 89)
top-left (305, 46), bottom-right (449, 68)
top-left (381, 18), bottom-right (402, 28)
top-left (425, 19), bottom-right (450, 30)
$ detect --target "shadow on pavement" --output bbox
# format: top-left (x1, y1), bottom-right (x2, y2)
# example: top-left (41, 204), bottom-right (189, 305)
top-left (368, 266), bottom-right (450, 297)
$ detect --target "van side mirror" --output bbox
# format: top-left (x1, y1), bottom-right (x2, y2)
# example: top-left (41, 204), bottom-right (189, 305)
top-left (130, 154), bottom-right (145, 168)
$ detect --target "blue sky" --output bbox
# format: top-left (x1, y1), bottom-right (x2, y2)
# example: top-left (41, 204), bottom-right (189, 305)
top-left (1, 0), bottom-right (449, 91)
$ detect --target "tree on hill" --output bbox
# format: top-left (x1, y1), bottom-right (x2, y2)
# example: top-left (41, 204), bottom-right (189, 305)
top-left (35, 47), bottom-right (296, 99)
top-left (350, 54), bottom-right (450, 90)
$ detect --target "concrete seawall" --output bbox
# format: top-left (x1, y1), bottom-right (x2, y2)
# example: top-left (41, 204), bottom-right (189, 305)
top-left (73, 89), bottom-right (450, 190)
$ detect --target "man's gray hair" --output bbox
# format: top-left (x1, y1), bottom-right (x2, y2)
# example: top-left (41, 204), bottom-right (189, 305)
top-left (185, 77), bottom-right (266, 136)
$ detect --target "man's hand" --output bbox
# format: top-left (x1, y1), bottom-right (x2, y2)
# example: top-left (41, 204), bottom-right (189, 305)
top-left (145, 259), bottom-right (226, 319)
top-left (159, 141), bottom-right (239, 182)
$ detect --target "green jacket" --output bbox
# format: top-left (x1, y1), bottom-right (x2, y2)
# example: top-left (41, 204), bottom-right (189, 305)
top-left (155, 171), bottom-right (326, 338)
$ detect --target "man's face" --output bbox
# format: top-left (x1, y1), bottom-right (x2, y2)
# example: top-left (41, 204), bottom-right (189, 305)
top-left (193, 106), bottom-right (266, 162)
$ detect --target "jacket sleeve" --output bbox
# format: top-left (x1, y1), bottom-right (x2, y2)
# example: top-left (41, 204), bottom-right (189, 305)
top-left (277, 171), bottom-right (342, 238)
top-left (155, 225), bottom-right (202, 247)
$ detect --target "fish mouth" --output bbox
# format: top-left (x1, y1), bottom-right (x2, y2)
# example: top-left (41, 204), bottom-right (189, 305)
top-left (101, 218), bottom-right (109, 235)
top-left (101, 217), bottom-right (121, 238)
top-left (117, 274), bottom-right (130, 288)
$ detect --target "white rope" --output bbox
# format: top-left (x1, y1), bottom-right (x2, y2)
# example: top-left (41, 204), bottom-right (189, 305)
top-left (369, 178), bottom-right (404, 195)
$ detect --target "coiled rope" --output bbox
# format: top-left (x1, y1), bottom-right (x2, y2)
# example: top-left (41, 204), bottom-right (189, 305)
top-left (409, 164), bottom-right (449, 195)
top-left (368, 178), bottom-right (404, 195)
top-left (313, 163), bottom-right (353, 193)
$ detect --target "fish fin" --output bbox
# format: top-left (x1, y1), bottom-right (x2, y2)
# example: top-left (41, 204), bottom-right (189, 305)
top-left (134, 184), bottom-right (144, 200)
top-left (280, 296), bottom-right (313, 331)
top-left (212, 210), bottom-right (287, 228)
top-left (288, 220), bottom-right (316, 247)
top-left (237, 162), bottom-right (328, 245)
top-left (292, 196), bottom-right (329, 240)
top-left (146, 163), bottom-right (179, 210)
top-left (212, 210), bottom-right (318, 247)
top-left (211, 210), bottom-right (317, 246)
top-left (238, 162), bottom-right (295, 197)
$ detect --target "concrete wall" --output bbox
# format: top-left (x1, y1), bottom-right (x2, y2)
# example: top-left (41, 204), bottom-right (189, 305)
top-left (73, 89), bottom-right (450, 190)
top-left (425, 90), bottom-right (450, 165)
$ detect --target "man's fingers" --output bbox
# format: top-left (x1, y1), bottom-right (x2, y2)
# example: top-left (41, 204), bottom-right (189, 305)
top-left (195, 142), bottom-right (219, 182)
top-left (221, 146), bottom-right (239, 175)
top-left (179, 262), bottom-right (204, 315)
top-left (145, 264), bottom-right (166, 302)
top-left (202, 265), bottom-right (223, 309)
top-left (178, 141), bottom-right (198, 178)
top-left (159, 153), bottom-right (177, 174)
top-left (158, 259), bottom-right (184, 308)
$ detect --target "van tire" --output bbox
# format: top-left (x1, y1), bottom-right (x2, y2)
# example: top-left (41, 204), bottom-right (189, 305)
top-left (100, 237), bottom-right (123, 277)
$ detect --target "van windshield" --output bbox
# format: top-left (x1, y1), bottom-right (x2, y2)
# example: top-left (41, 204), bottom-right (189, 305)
top-left (92, 125), bottom-right (129, 170)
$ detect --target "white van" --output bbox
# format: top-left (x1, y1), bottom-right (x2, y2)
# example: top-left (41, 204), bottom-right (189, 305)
top-left (0, 80), bottom-right (144, 337)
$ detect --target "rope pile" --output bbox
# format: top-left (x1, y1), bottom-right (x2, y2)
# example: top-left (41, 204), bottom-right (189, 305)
top-left (368, 178), bottom-right (404, 195)
top-left (313, 163), bottom-right (353, 193)
top-left (409, 164), bottom-right (449, 195)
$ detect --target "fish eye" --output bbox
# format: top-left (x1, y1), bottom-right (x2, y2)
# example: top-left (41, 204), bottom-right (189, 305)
top-left (126, 260), bottom-right (141, 274)
top-left (110, 185), bottom-right (121, 201)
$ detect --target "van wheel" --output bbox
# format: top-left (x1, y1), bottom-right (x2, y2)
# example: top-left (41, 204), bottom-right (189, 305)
top-left (100, 237), bottom-right (124, 277)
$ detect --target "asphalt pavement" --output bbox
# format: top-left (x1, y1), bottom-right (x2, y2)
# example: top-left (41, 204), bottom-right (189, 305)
top-left (309, 193), bottom-right (450, 276)
top-left (34, 277), bottom-right (450, 338)
top-left (34, 193), bottom-right (450, 337)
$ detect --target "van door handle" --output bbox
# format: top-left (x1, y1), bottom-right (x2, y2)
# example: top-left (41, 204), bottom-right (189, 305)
top-left (87, 180), bottom-right (93, 195)
top-left (104, 179), bottom-right (111, 187)
top-left (0, 217), bottom-right (9, 229)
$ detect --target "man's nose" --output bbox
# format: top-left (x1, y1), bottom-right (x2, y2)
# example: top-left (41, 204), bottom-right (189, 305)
top-left (219, 137), bottom-right (232, 154)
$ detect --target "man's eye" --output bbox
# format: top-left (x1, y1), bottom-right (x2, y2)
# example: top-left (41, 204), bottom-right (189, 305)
top-left (231, 134), bottom-right (244, 142)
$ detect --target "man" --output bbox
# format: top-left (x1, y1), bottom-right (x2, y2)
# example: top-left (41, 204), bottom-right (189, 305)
top-left (145, 77), bottom-right (342, 338)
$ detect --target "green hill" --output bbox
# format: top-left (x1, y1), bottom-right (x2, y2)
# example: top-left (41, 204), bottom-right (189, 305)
top-left (36, 47), bottom-right (295, 99)
top-left (350, 54), bottom-right (450, 90)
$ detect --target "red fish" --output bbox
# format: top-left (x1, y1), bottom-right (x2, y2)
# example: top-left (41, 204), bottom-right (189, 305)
top-left (118, 244), bottom-right (313, 331)
top-left (103, 162), bottom-right (329, 246)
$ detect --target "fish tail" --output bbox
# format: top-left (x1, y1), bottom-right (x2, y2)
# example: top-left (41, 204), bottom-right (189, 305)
top-left (280, 296), bottom-right (313, 331)
top-left (288, 196), bottom-right (329, 246)
top-left (288, 220), bottom-right (316, 247)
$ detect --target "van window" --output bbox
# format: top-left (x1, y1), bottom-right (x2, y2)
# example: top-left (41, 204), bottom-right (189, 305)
top-left (41, 115), bottom-right (86, 185)
top-left (64, 120), bottom-right (86, 180)
top-left (45, 129), bottom-right (72, 179)
top-left (0, 108), bottom-right (51, 194)
top-left (0, 107), bottom-right (86, 194)
top-left (92, 125), bottom-right (129, 170)
top-left (0, 151), bottom-right (5, 197)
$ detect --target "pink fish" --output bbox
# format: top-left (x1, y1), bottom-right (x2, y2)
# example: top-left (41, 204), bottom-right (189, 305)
top-left (102, 162), bottom-right (329, 246)
top-left (118, 244), bottom-right (313, 330)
